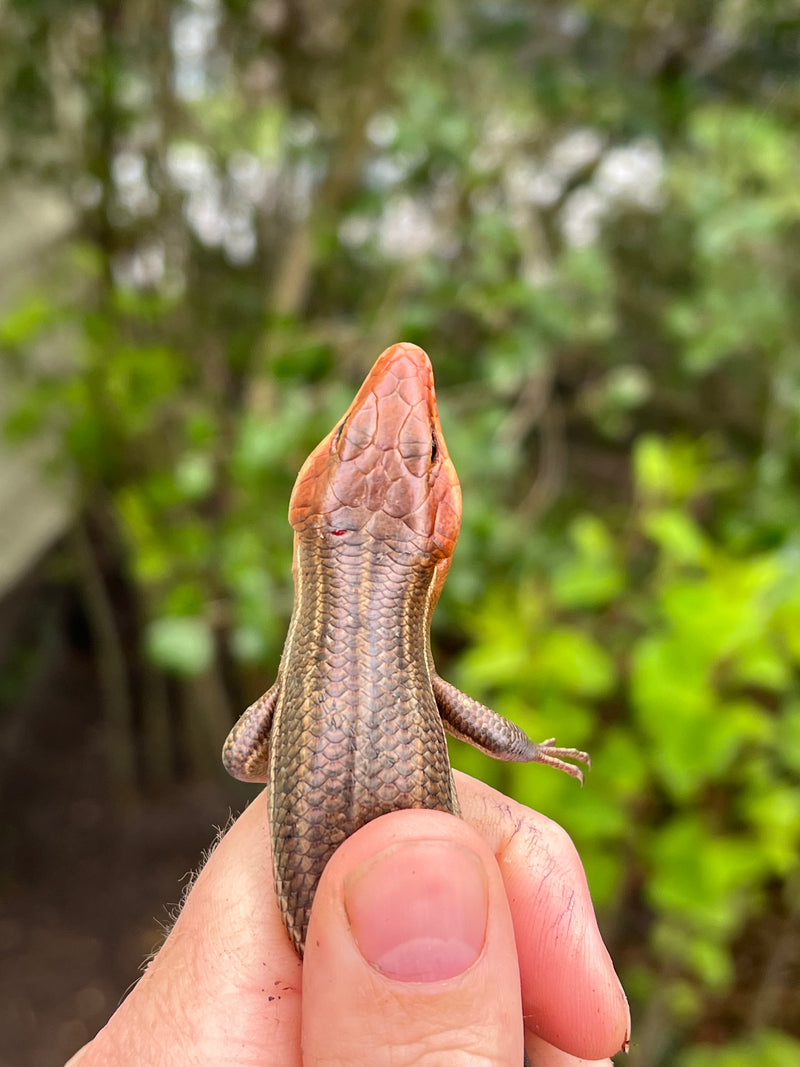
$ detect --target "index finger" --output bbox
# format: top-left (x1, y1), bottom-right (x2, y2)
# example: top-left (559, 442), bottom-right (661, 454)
top-left (456, 770), bottom-right (630, 1060)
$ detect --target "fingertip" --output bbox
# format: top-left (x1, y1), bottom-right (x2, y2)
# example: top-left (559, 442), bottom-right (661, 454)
top-left (457, 772), bottom-right (631, 1060)
top-left (524, 1031), bottom-right (618, 1066)
top-left (302, 809), bottom-right (527, 1066)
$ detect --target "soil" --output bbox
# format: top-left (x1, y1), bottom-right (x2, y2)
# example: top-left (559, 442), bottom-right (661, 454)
top-left (0, 578), bottom-right (251, 1067)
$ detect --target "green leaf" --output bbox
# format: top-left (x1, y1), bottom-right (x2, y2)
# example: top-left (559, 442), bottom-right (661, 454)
top-left (175, 451), bottom-right (215, 501)
top-left (634, 436), bottom-right (703, 500)
top-left (658, 554), bottom-right (781, 665)
top-left (776, 700), bottom-right (800, 775)
top-left (551, 515), bottom-right (625, 608)
top-left (632, 629), bottom-right (772, 796)
top-left (731, 640), bottom-right (790, 691)
top-left (527, 626), bottom-right (615, 698)
top-left (145, 616), bottom-right (214, 675)
top-left (678, 1029), bottom-right (800, 1067)
top-left (648, 815), bottom-right (766, 936)
top-left (643, 508), bottom-right (708, 566)
top-left (739, 777), bottom-right (800, 874)
top-left (0, 293), bottom-right (55, 345)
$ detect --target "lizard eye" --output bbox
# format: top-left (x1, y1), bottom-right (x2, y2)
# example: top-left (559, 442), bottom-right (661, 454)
top-left (430, 427), bottom-right (439, 464)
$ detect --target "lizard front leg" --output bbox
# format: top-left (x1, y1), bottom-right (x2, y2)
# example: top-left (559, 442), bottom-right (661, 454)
top-left (432, 674), bottom-right (591, 784)
top-left (222, 682), bottom-right (280, 782)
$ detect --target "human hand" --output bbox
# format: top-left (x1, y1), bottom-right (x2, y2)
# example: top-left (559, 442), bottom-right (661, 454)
top-left (67, 771), bottom-right (629, 1066)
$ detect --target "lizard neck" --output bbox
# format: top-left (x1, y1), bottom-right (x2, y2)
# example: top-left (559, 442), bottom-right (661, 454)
top-left (282, 530), bottom-right (437, 702)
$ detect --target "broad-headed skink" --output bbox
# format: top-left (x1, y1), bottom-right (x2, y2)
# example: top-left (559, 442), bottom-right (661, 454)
top-left (222, 343), bottom-right (590, 956)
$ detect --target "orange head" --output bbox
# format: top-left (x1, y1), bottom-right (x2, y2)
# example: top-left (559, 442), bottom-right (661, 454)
top-left (288, 343), bottom-right (461, 562)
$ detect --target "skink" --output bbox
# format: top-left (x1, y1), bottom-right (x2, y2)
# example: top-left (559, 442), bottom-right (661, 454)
top-left (222, 343), bottom-right (590, 956)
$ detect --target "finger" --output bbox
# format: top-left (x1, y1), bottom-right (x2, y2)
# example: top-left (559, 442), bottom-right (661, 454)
top-left (456, 771), bottom-right (630, 1059)
top-left (302, 808), bottom-right (527, 1066)
top-left (67, 792), bottom-right (303, 1067)
top-left (526, 1032), bottom-right (615, 1066)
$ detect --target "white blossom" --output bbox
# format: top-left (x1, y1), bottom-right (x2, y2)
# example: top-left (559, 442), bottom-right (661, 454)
top-left (376, 195), bottom-right (437, 260)
top-left (594, 138), bottom-right (665, 210)
top-left (548, 127), bottom-right (604, 179)
top-left (561, 186), bottom-right (606, 247)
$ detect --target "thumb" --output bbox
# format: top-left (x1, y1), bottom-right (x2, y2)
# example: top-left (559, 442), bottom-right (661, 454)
top-left (302, 808), bottom-right (525, 1066)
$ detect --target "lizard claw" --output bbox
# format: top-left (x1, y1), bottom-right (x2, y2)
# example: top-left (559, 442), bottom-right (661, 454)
top-left (532, 739), bottom-right (592, 785)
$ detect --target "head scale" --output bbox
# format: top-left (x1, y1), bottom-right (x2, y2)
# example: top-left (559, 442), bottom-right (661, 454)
top-left (288, 343), bottom-right (461, 563)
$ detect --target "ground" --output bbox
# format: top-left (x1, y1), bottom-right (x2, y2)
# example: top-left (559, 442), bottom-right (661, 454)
top-left (0, 579), bottom-right (251, 1067)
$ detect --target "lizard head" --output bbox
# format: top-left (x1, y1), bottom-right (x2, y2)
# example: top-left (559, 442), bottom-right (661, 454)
top-left (288, 343), bottom-right (462, 564)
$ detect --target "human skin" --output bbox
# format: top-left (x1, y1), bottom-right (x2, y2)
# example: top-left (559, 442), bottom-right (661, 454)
top-left (67, 771), bottom-right (630, 1066)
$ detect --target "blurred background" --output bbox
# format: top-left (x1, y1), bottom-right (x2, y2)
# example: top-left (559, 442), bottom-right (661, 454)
top-left (1, 0), bottom-right (799, 1063)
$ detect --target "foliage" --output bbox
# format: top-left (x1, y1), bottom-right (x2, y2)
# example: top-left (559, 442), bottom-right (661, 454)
top-left (449, 435), bottom-right (800, 1044)
top-left (678, 1030), bottom-right (800, 1067)
top-left (2, 0), bottom-right (800, 1061)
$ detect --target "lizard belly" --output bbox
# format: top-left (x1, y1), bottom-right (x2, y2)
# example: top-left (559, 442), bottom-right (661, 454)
top-left (268, 684), bottom-right (457, 954)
